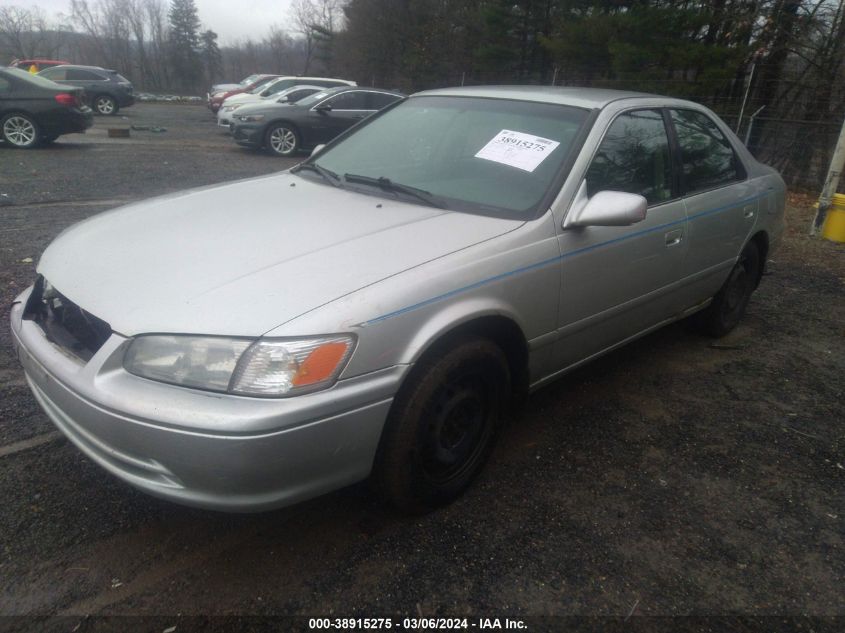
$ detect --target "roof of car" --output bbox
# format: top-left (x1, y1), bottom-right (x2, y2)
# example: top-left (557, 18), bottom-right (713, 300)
top-left (12, 58), bottom-right (70, 64)
top-left (412, 85), bottom-right (663, 109)
top-left (46, 64), bottom-right (109, 71)
top-left (321, 86), bottom-right (403, 95)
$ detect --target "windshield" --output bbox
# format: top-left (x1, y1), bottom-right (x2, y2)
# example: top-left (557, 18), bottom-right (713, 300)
top-left (240, 74), bottom-right (260, 85)
top-left (309, 95), bottom-right (589, 215)
top-left (294, 90), bottom-right (335, 108)
top-left (262, 79), bottom-right (298, 95)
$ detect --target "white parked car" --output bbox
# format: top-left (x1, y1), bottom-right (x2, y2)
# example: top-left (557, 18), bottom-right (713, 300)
top-left (217, 85), bottom-right (325, 129)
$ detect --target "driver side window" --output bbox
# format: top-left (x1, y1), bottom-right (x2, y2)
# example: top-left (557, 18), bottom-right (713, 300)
top-left (326, 91), bottom-right (368, 110)
top-left (586, 109), bottom-right (673, 205)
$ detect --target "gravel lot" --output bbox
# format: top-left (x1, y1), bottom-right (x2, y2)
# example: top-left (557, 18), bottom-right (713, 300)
top-left (0, 104), bottom-right (843, 631)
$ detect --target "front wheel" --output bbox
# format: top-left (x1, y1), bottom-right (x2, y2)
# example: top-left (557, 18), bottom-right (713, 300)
top-left (1, 113), bottom-right (40, 148)
top-left (94, 95), bottom-right (118, 115)
top-left (700, 240), bottom-right (761, 337)
top-left (373, 336), bottom-right (510, 513)
top-left (265, 123), bottom-right (299, 156)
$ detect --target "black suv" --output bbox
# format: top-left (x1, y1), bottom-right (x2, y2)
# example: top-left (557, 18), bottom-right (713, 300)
top-left (37, 65), bottom-right (134, 115)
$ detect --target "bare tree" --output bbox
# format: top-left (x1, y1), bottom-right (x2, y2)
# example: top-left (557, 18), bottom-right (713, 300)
top-left (264, 25), bottom-right (295, 74)
top-left (290, 0), bottom-right (343, 74)
top-left (0, 5), bottom-right (65, 59)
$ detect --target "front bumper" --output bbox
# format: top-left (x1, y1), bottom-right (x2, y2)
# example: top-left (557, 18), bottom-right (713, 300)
top-left (10, 289), bottom-right (400, 512)
top-left (232, 123), bottom-right (263, 147)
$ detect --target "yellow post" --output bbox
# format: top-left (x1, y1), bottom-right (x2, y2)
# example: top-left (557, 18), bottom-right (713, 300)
top-left (821, 193), bottom-right (845, 242)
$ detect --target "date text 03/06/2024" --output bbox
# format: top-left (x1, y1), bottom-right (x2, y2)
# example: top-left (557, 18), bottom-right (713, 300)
top-left (308, 617), bottom-right (528, 630)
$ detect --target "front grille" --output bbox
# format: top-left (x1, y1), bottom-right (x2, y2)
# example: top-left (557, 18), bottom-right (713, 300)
top-left (23, 276), bottom-right (112, 362)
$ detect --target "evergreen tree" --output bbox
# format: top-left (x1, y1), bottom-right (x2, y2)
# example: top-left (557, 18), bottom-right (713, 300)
top-left (201, 29), bottom-right (223, 85)
top-left (168, 0), bottom-right (201, 91)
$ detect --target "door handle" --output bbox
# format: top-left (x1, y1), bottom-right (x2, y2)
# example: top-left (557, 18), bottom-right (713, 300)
top-left (665, 229), bottom-right (683, 247)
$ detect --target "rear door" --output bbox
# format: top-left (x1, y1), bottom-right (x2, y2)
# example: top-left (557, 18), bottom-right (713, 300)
top-left (554, 108), bottom-right (689, 369)
top-left (668, 108), bottom-right (759, 303)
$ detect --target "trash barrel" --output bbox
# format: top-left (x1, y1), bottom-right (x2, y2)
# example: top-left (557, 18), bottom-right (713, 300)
top-left (821, 193), bottom-right (845, 243)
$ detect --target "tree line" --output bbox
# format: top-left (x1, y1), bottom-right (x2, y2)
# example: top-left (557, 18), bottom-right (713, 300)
top-left (1, 0), bottom-right (843, 187)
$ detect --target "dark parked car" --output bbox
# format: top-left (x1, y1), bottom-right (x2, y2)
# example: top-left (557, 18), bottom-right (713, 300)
top-left (0, 67), bottom-right (92, 148)
top-left (37, 64), bottom-right (134, 115)
top-left (231, 86), bottom-right (404, 156)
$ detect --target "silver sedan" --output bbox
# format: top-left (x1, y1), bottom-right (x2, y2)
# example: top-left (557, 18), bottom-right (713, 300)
top-left (10, 86), bottom-right (786, 513)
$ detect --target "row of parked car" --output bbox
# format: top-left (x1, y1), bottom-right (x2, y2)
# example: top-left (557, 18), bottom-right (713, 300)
top-left (207, 73), bottom-right (404, 156)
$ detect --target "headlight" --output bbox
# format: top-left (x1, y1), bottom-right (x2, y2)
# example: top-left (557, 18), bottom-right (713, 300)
top-left (236, 113), bottom-right (264, 122)
top-left (226, 104), bottom-right (242, 111)
top-left (124, 334), bottom-right (356, 397)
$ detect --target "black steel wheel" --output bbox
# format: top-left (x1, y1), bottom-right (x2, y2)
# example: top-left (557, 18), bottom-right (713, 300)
top-left (700, 240), bottom-right (761, 337)
top-left (373, 336), bottom-right (510, 513)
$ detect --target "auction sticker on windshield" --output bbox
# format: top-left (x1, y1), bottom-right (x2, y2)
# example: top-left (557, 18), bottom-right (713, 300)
top-left (474, 129), bottom-right (560, 172)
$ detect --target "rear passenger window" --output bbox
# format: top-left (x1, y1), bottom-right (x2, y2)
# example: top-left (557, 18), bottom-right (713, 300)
top-left (367, 92), bottom-right (400, 110)
top-left (585, 109), bottom-right (673, 205)
top-left (670, 109), bottom-right (741, 192)
top-left (66, 69), bottom-right (104, 80)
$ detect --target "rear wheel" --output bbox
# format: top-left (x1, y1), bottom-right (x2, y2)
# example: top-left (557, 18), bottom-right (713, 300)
top-left (699, 240), bottom-right (761, 337)
top-left (265, 123), bottom-right (299, 156)
top-left (94, 95), bottom-right (118, 115)
top-left (1, 113), bottom-right (40, 148)
top-left (373, 336), bottom-right (510, 513)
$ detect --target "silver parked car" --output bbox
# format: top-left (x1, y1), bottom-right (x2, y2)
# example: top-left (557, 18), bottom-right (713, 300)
top-left (10, 86), bottom-right (786, 513)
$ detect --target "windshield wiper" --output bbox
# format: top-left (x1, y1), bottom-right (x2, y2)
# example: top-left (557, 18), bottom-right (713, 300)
top-left (343, 173), bottom-right (447, 209)
top-left (293, 162), bottom-right (342, 187)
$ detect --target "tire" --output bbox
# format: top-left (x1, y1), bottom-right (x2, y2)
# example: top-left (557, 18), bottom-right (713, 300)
top-left (1, 113), bottom-right (40, 148)
top-left (699, 240), bottom-right (761, 337)
top-left (94, 95), bottom-right (118, 115)
top-left (373, 336), bottom-right (510, 514)
top-left (265, 123), bottom-right (299, 156)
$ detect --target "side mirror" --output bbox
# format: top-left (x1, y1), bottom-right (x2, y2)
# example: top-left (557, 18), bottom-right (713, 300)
top-left (314, 102), bottom-right (332, 113)
top-left (567, 189), bottom-right (647, 228)
top-left (311, 144), bottom-right (326, 157)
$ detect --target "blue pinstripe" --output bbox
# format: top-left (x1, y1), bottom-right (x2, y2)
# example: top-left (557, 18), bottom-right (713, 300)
top-left (361, 191), bottom-right (766, 326)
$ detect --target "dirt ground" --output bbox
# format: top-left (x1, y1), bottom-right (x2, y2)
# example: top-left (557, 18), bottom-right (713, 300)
top-left (0, 104), bottom-right (842, 632)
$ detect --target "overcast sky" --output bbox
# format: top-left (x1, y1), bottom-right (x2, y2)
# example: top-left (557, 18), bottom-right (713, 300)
top-left (22, 0), bottom-right (298, 46)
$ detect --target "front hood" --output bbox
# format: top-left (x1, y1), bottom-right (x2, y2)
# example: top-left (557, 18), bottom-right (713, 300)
top-left (212, 83), bottom-right (240, 93)
top-left (38, 173), bottom-right (522, 337)
top-left (225, 93), bottom-right (262, 106)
